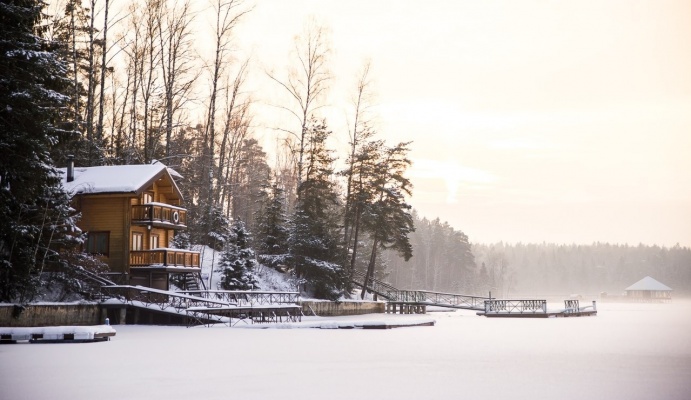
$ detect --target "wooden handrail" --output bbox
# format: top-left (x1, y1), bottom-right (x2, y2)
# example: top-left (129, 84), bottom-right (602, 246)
top-left (130, 249), bottom-right (200, 268)
top-left (132, 204), bottom-right (187, 226)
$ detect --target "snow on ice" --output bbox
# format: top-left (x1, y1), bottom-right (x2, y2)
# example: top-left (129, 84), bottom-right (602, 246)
top-left (1, 301), bottom-right (690, 400)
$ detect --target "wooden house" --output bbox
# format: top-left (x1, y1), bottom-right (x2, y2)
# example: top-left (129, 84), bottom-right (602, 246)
top-left (60, 158), bottom-right (201, 291)
top-left (624, 276), bottom-right (672, 302)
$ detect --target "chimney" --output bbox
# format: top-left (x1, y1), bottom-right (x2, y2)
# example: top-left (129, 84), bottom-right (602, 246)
top-left (67, 155), bottom-right (74, 182)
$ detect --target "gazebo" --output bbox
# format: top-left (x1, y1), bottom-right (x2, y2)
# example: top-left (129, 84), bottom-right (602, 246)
top-left (625, 276), bottom-right (672, 302)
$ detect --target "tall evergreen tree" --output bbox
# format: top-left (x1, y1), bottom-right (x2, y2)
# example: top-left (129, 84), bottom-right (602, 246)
top-left (288, 119), bottom-right (345, 299)
top-left (255, 182), bottom-right (290, 262)
top-left (360, 142), bottom-right (415, 298)
top-left (218, 219), bottom-right (258, 290)
top-left (0, 0), bottom-right (82, 302)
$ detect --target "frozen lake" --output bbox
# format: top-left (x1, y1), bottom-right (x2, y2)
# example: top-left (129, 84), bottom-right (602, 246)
top-left (1, 301), bottom-right (690, 400)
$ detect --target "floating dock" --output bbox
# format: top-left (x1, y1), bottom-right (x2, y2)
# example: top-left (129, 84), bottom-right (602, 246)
top-left (0, 325), bottom-right (116, 344)
top-left (477, 299), bottom-right (597, 318)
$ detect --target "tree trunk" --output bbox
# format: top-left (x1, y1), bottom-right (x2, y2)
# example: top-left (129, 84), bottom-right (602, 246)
top-left (96, 0), bottom-right (109, 150)
top-left (361, 236), bottom-right (379, 300)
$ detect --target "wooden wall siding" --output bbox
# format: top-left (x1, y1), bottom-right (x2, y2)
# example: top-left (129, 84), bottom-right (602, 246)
top-left (154, 178), bottom-right (178, 205)
top-left (78, 196), bottom-right (129, 273)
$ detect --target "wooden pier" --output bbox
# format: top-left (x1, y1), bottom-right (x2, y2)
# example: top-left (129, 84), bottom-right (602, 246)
top-left (186, 304), bottom-right (302, 327)
top-left (385, 302), bottom-right (427, 314)
top-left (102, 285), bottom-right (304, 326)
top-left (478, 299), bottom-right (597, 318)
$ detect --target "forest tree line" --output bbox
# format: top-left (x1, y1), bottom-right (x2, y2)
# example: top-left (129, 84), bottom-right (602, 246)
top-left (385, 232), bottom-right (691, 297)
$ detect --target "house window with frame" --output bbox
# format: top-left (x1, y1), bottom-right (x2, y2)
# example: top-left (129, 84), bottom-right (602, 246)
top-left (86, 231), bottom-right (109, 256)
top-left (142, 192), bottom-right (153, 204)
top-left (150, 234), bottom-right (160, 250)
top-left (132, 232), bottom-right (143, 251)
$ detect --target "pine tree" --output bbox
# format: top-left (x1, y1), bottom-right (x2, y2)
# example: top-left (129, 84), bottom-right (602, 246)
top-left (0, 0), bottom-right (84, 302)
top-left (47, 0), bottom-right (101, 167)
top-left (288, 119), bottom-right (345, 300)
top-left (360, 142), bottom-right (415, 298)
top-left (218, 220), bottom-right (259, 290)
top-left (255, 182), bottom-right (290, 268)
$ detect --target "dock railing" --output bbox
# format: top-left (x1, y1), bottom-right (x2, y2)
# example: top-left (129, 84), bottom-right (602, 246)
top-left (178, 290), bottom-right (300, 307)
top-left (484, 299), bottom-right (548, 314)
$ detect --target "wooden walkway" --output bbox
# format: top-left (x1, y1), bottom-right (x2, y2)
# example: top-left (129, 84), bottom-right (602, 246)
top-left (351, 271), bottom-right (597, 318)
top-left (351, 270), bottom-right (490, 312)
top-left (103, 285), bottom-right (302, 327)
top-left (186, 304), bottom-right (302, 327)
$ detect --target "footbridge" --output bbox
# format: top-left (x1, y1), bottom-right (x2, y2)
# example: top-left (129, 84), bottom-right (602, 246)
top-left (101, 285), bottom-right (302, 326)
top-left (351, 270), bottom-right (490, 312)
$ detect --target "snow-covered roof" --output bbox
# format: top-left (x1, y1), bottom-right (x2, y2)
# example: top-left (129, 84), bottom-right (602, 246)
top-left (58, 163), bottom-right (182, 199)
top-left (625, 276), bottom-right (672, 291)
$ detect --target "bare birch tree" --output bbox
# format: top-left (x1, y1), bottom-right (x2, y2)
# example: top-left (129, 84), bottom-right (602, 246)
top-left (156, 0), bottom-right (199, 159)
top-left (139, 0), bottom-right (164, 163)
top-left (202, 0), bottom-right (250, 211)
top-left (217, 59), bottom-right (252, 214)
top-left (342, 61), bottom-right (377, 272)
top-left (95, 0), bottom-right (109, 144)
top-left (267, 18), bottom-right (331, 202)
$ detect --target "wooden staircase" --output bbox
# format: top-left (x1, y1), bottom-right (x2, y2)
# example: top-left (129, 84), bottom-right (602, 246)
top-left (179, 272), bottom-right (206, 291)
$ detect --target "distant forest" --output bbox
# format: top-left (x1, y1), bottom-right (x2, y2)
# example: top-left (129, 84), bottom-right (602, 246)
top-left (385, 215), bottom-right (691, 297)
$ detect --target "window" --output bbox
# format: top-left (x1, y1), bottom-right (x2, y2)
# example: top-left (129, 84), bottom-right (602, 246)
top-left (150, 234), bottom-right (160, 250)
top-left (142, 192), bottom-right (153, 204)
top-left (132, 232), bottom-right (143, 251)
top-left (86, 232), bottom-right (109, 256)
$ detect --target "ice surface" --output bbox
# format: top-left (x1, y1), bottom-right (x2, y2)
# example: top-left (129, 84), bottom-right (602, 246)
top-left (1, 301), bottom-right (690, 400)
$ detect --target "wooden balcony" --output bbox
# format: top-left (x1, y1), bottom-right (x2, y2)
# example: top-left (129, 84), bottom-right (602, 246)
top-left (130, 248), bottom-right (200, 269)
top-left (132, 203), bottom-right (187, 229)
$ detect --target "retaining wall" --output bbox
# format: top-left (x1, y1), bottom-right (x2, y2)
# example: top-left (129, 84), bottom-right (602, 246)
top-left (1, 300), bottom-right (385, 326)
top-left (0, 303), bottom-right (103, 327)
top-left (300, 300), bottom-right (384, 316)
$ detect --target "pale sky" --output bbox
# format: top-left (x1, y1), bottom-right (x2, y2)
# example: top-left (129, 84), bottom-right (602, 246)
top-left (230, 0), bottom-right (690, 247)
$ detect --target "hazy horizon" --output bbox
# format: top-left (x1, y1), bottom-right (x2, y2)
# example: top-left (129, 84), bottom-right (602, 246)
top-left (233, 1), bottom-right (690, 247)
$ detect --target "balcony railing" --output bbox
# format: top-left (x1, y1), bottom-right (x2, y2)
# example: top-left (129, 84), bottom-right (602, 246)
top-left (130, 248), bottom-right (200, 268)
top-left (132, 203), bottom-right (187, 228)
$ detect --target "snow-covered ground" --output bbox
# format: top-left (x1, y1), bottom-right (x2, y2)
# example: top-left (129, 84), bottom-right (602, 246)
top-left (194, 244), bottom-right (298, 292)
top-left (1, 301), bottom-right (690, 400)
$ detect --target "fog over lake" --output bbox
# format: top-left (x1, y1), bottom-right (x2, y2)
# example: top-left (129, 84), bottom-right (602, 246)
top-left (2, 301), bottom-right (689, 400)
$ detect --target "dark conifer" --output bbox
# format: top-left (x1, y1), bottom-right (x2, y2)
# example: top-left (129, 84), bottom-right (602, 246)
top-left (0, 0), bottom-right (87, 302)
top-left (218, 220), bottom-right (259, 290)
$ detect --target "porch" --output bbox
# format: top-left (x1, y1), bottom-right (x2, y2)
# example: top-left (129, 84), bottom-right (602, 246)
top-left (129, 248), bottom-right (200, 268)
top-left (129, 248), bottom-right (202, 291)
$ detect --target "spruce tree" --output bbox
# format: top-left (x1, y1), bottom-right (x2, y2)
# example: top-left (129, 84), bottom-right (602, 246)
top-left (289, 119), bottom-right (345, 300)
top-left (0, 0), bottom-right (82, 302)
top-left (218, 220), bottom-right (259, 291)
top-left (255, 183), bottom-right (290, 269)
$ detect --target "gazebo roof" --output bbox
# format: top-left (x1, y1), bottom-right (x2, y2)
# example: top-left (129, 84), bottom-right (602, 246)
top-left (625, 276), bottom-right (672, 292)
